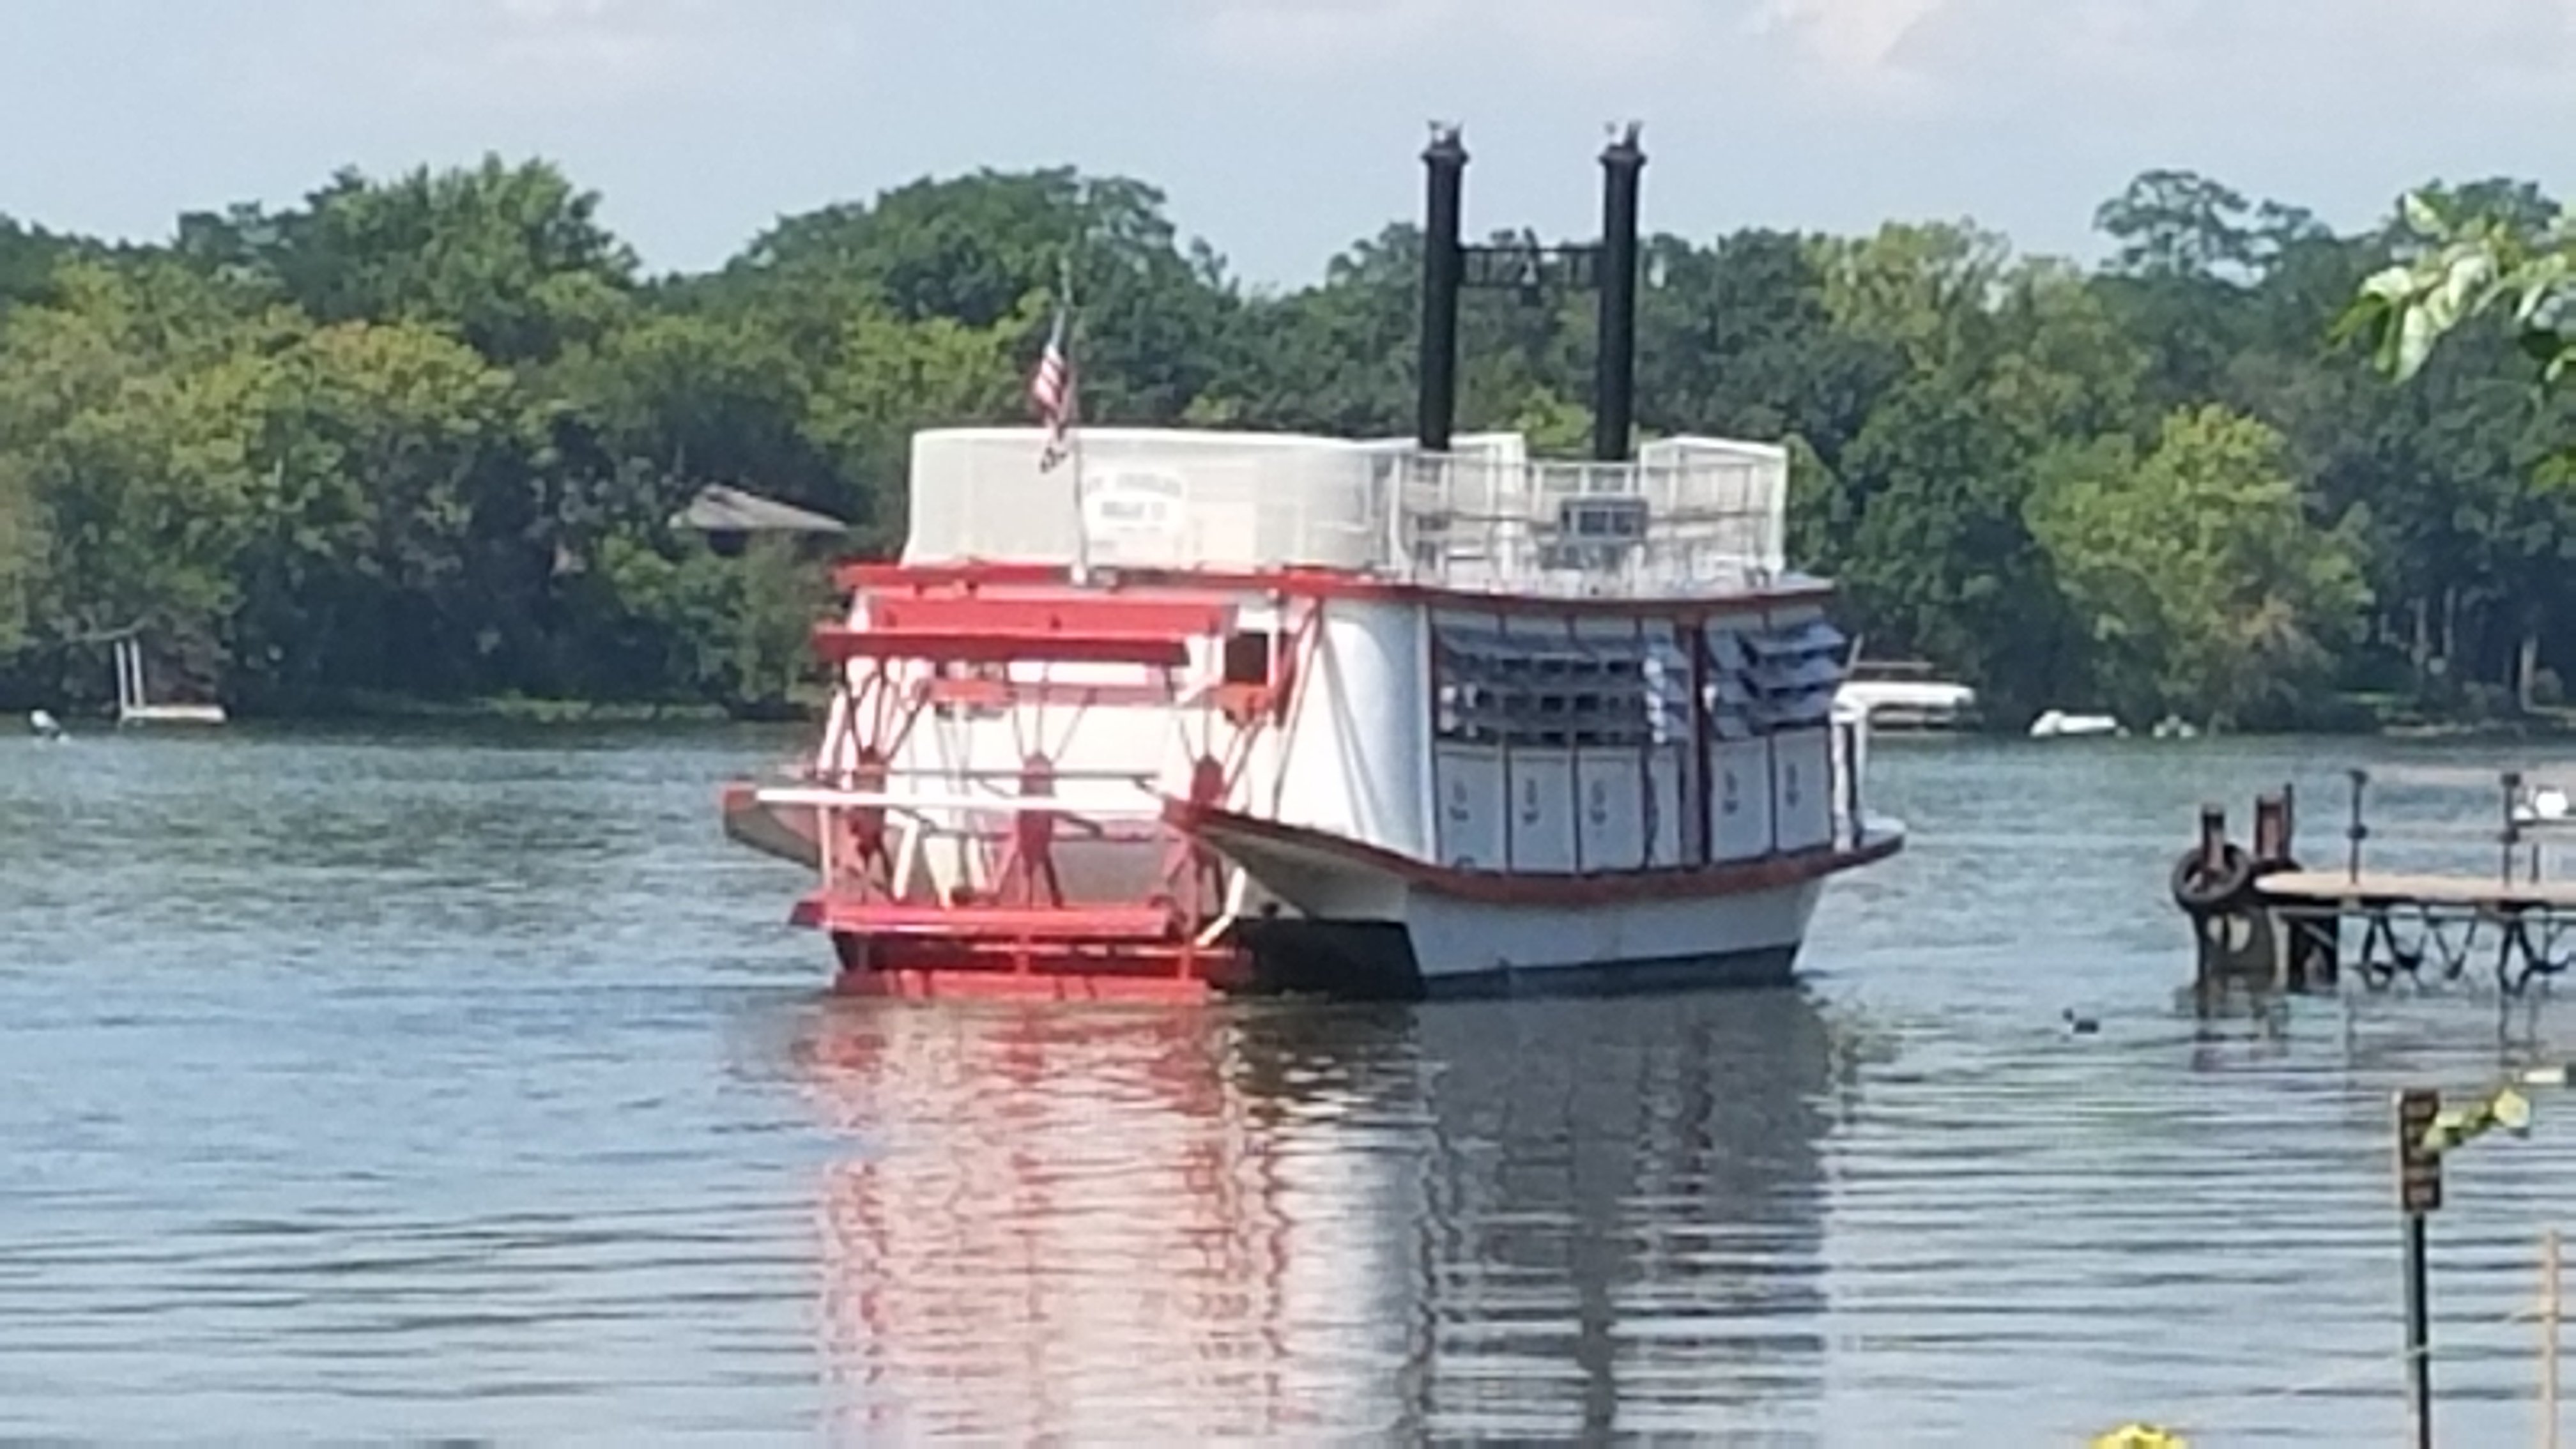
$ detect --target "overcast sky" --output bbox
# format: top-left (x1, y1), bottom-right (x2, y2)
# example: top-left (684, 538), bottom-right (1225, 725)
top-left (3, 0), bottom-right (2571, 286)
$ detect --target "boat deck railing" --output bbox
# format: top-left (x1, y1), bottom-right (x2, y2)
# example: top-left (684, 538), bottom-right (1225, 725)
top-left (901, 428), bottom-right (1792, 599)
top-left (1379, 445), bottom-right (1787, 599)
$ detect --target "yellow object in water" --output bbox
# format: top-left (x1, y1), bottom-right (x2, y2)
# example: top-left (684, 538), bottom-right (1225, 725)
top-left (2092, 1427), bottom-right (2186, 1449)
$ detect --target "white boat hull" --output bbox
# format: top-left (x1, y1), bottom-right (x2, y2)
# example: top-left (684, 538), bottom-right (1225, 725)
top-left (1184, 802), bottom-right (1895, 999)
top-left (1226, 879), bottom-right (1825, 999)
top-left (1406, 878), bottom-right (1821, 988)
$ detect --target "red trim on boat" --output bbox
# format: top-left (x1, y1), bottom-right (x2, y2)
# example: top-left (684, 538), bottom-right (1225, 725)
top-left (813, 594), bottom-right (1238, 668)
top-left (822, 927), bottom-right (1246, 1001)
top-left (792, 899), bottom-right (1177, 940)
top-left (865, 592), bottom-right (1237, 641)
top-left (832, 559), bottom-right (1834, 622)
top-left (918, 677), bottom-right (1174, 709)
top-left (813, 624), bottom-right (1191, 668)
top-left (1165, 799), bottom-right (1902, 906)
top-left (833, 967), bottom-right (1218, 1003)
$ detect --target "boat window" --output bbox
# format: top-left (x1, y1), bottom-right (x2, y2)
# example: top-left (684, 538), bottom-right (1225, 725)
top-left (1432, 620), bottom-right (1848, 747)
top-left (1432, 622), bottom-right (1664, 750)
top-left (1221, 631), bottom-right (1274, 687)
top-left (1558, 495), bottom-right (1651, 541)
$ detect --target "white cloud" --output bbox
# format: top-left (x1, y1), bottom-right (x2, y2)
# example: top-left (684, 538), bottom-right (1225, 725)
top-left (1192, 0), bottom-right (2576, 105)
top-left (1192, 0), bottom-right (1450, 68)
top-left (1797, 0), bottom-right (2576, 103)
top-left (1190, 0), bottom-right (1926, 79)
top-left (401, 0), bottom-right (862, 109)
top-left (1750, 0), bottom-right (1947, 91)
top-left (1189, 0), bottom-right (1708, 74)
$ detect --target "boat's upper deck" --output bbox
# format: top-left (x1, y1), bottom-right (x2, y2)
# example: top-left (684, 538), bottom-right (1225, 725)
top-left (903, 427), bottom-right (1790, 601)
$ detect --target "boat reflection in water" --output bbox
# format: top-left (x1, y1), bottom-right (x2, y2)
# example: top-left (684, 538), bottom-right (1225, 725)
top-left (789, 989), bottom-right (1832, 1440)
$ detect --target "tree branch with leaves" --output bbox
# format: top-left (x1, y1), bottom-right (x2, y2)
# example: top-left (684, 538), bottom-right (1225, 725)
top-left (2342, 191), bottom-right (2573, 388)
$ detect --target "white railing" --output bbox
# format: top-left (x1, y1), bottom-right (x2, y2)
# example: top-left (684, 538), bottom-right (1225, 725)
top-left (1378, 447), bottom-right (1786, 599)
top-left (904, 427), bottom-right (1790, 600)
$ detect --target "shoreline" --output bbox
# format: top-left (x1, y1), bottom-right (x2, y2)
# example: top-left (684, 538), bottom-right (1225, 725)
top-left (10, 693), bottom-right (814, 728)
top-left (17, 687), bottom-right (2572, 738)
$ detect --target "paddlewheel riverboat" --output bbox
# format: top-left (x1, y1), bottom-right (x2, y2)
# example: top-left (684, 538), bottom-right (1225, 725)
top-left (719, 128), bottom-right (1905, 1000)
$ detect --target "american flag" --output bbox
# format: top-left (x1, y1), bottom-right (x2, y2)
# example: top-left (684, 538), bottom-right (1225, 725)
top-left (1029, 305), bottom-right (1076, 471)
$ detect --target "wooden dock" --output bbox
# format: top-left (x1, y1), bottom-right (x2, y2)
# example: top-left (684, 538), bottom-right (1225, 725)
top-left (2257, 871), bottom-right (2576, 912)
top-left (2174, 770), bottom-right (2576, 995)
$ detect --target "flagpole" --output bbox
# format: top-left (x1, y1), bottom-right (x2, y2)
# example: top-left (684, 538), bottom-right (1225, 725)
top-left (1061, 255), bottom-right (1091, 587)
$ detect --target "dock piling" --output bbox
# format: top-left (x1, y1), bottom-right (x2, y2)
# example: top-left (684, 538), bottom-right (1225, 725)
top-left (2254, 793), bottom-right (2289, 865)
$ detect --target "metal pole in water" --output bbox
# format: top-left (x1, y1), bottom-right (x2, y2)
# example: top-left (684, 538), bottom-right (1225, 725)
top-left (2405, 1210), bottom-right (2432, 1449)
top-left (2504, 770), bottom-right (2526, 889)
top-left (2395, 1087), bottom-right (2441, 1449)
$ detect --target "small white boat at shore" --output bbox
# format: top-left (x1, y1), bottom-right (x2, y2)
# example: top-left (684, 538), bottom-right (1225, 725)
top-left (2029, 709), bottom-right (2124, 740)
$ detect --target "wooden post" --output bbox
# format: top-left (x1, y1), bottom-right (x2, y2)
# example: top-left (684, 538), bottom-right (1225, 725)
top-left (2548, 1227), bottom-right (2563, 1449)
top-left (2255, 792), bottom-right (2288, 864)
top-left (2348, 769), bottom-right (2372, 884)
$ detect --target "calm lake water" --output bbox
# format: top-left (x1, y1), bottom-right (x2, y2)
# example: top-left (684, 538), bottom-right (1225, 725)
top-left (8, 723), bottom-right (2576, 1444)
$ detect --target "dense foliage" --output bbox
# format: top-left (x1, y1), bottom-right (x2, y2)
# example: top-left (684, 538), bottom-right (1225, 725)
top-left (0, 159), bottom-right (2566, 727)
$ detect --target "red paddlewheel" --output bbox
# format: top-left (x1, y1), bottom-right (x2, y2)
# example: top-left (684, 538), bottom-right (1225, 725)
top-left (829, 932), bottom-right (1248, 1002)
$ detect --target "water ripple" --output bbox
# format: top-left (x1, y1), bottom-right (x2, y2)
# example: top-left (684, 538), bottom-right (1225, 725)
top-left (7, 730), bottom-right (2576, 1441)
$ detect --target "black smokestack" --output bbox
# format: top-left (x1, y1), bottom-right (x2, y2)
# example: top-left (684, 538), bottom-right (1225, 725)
top-left (1416, 125), bottom-right (1467, 453)
top-left (1593, 123), bottom-right (1644, 463)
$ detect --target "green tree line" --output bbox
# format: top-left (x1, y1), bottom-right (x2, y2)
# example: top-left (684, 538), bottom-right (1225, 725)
top-left (0, 158), bottom-right (2566, 728)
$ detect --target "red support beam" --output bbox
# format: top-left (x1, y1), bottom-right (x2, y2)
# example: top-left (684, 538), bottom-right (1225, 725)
top-left (813, 625), bottom-right (1192, 668)
top-left (813, 592), bottom-right (1236, 668)
top-left (826, 558), bottom-right (1838, 622)
top-left (920, 677), bottom-right (1175, 710)
top-left (866, 593), bottom-right (1236, 640)
top-left (793, 900), bottom-right (1177, 940)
